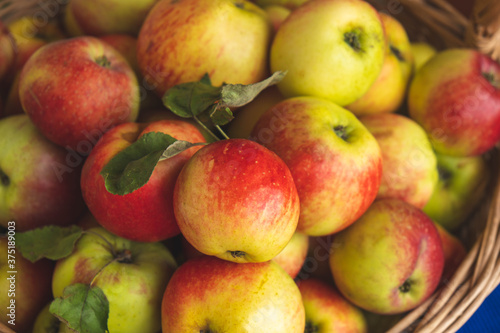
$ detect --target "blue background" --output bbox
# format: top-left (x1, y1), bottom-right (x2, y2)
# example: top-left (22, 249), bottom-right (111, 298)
top-left (458, 284), bottom-right (500, 332)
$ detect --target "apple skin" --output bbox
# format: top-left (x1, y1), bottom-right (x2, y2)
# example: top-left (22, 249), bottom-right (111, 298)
top-left (226, 85), bottom-right (284, 139)
top-left (64, 0), bottom-right (159, 36)
top-left (273, 232), bottom-right (309, 279)
top-left (359, 113), bottom-right (438, 209)
top-left (0, 236), bottom-right (54, 333)
top-left (252, 0), bottom-right (311, 9)
top-left (161, 256), bottom-right (306, 332)
top-left (423, 153), bottom-right (489, 231)
top-left (346, 13), bottom-right (414, 116)
top-left (411, 42), bottom-right (437, 72)
top-left (99, 34), bottom-right (140, 77)
top-left (408, 48), bottom-right (500, 157)
top-left (32, 303), bottom-right (74, 333)
top-left (297, 278), bottom-right (367, 333)
top-left (81, 119), bottom-right (206, 242)
top-left (52, 227), bottom-right (177, 333)
top-left (174, 138), bottom-right (300, 263)
top-left (270, 0), bottom-right (386, 106)
top-left (0, 20), bottom-right (15, 82)
top-left (19, 36), bottom-right (140, 151)
top-left (251, 96), bottom-right (382, 236)
top-left (0, 115), bottom-right (86, 231)
top-left (264, 5), bottom-right (291, 34)
top-left (434, 222), bottom-right (467, 283)
top-left (330, 199), bottom-right (444, 314)
top-left (137, 0), bottom-right (272, 97)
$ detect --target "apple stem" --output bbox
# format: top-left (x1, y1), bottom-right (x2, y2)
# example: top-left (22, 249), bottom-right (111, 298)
top-left (215, 125), bottom-right (230, 140)
top-left (84, 230), bottom-right (117, 258)
top-left (95, 55), bottom-right (111, 68)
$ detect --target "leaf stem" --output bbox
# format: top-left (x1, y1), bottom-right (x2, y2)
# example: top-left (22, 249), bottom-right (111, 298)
top-left (193, 116), bottom-right (220, 141)
top-left (216, 125), bottom-right (230, 140)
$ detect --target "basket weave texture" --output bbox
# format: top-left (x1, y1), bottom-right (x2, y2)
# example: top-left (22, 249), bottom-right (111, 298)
top-left (0, 0), bottom-right (499, 333)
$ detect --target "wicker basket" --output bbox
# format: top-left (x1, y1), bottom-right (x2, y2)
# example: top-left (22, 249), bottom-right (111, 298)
top-left (0, 0), bottom-right (499, 333)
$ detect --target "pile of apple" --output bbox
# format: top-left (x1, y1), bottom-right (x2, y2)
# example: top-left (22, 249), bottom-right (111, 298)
top-left (0, 0), bottom-right (499, 332)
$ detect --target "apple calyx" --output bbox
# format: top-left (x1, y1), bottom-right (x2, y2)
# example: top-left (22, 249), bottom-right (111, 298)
top-left (437, 165), bottom-right (453, 188)
top-left (229, 250), bottom-right (246, 259)
top-left (333, 125), bottom-right (349, 141)
top-left (95, 55), bottom-right (111, 68)
top-left (390, 45), bottom-right (405, 62)
top-left (344, 29), bottom-right (363, 52)
top-left (116, 249), bottom-right (133, 264)
top-left (482, 72), bottom-right (499, 89)
top-left (0, 167), bottom-right (9, 186)
top-left (398, 278), bottom-right (413, 293)
top-left (305, 321), bottom-right (320, 333)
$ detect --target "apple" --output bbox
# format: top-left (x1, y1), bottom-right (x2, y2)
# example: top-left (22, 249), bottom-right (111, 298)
top-left (137, 0), bottom-right (272, 97)
top-left (0, 115), bottom-right (86, 231)
top-left (0, 235), bottom-right (54, 333)
top-left (330, 199), bottom-right (444, 314)
top-left (52, 227), bottom-right (177, 333)
top-left (273, 232), bottom-right (309, 278)
top-left (252, 0), bottom-right (311, 9)
top-left (174, 138), bottom-right (300, 263)
top-left (32, 303), bottom-right (73, 333)
top-left (346, 13), bottom-right (414, 116)
top-left (19, 36), bottom-right (140, 151)
top-left (297, 278), bottom-right (367, 333)
top-left (81, 119), bottom-right (206, 242)
top-left (408, 48), bottom-right (500, 157)
top-left (64, 0), bottom-right (159, 36)
top-left (264, 5), bottom-right (291, 34)
top-left (411, 42), bottom-right (437, 72)
top-left (423, 153), bottom-right (489, 231)
top-left (270, 0), bottom-right (386, 106)
top-left (359, 113), bottom-right (438, 209)
top-left (161, 255), bottom-right (306, 332)
top-left (434, 222), bottom-right (467, 283)
top-left (0, 20), bottom-right (15, 82)
top-left (99, 34), bottom-right (140, 77)
top-left (251, 96), bottom-right (382, 236)
top-left (226, 85), bottom-right (284, 139)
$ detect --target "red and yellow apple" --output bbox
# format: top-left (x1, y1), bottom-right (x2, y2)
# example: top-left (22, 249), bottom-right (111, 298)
top-left (273, 232), bottom-right (309, 279)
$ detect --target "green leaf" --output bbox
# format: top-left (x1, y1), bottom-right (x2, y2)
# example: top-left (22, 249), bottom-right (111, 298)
top-left (210, 106), bottom-right (234, 126)
top-left (162, 75), bottom-right (222, 118)
top-left (101, 132), bottom-right (177, 195)
top-left (50, 284), bottom-right (109, 333)
top-left (16, 225), bottom-right (83, 262)
top-left (158, 140), bottom-right (207, 162)
top-left (220, 71), bottom-right (287, 108)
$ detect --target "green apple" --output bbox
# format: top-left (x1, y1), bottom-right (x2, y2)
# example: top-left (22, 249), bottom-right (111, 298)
top-left (346, 13), bottom-right (414, 116)
top-left (270, 0), bottom-right (386, 106)
top-left (297, 278), bottom-right (367, 333)
top-left (52, 227), bottom-right (177, 333)
top-left (0, 235), bottom-right (54, 332)
top-left (64, 0), bottom-right (159, 36)
top-left (174, 138), bottom-right (300, 263)
top-left (330, 199), bottom-right (444, 314)
top-left (0, 115), bottom-right (86, 231)
top-left (411, 42), bottom-right (437, 72)
top-left (423, 153), bottom-right (489, 231)
top-left (360, 113), bottom-right (438, 208)
top-left (32, 303), bottom-right (73, 333)
top-left (161, 256), bottom-right (306, 332)
top-left (137, 0), bottom-right (272, 97)
top-left (251, 96), bottom-right (382, 236)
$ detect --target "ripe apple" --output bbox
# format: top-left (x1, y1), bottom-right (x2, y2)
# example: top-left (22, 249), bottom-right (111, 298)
top-left (0, 20), bottom-right (15, 82)
top-left (408, 48), bottom-right (500, 157)
top-left (297, 278), bottom-right (367, 333)
top-left (19, 36), bottom-right (140, 151)
top-left (251, 96), bottom-right (382, 236)
top-left (226, 85), bottom-right (284, 139)
top-left (161, 256), bottom-right (306, 332)
top-left (174, 138), bottom-right (300, 263)
top-left (270, 0), bottom-right (386, 106)
top-left (434, 222), bottom-right (467, 283)
top-left (273, 232), bottom-right (309, 278)
top-left (0, 115), bottom-right (85, 231)
top-left (52, 227), bottom-right (177, 333)
top-left (423, 153), bottom-right (489, 231)
top-left (81, 119), bottom-right (206, 242)
top-left (252, 0), bottom-right (311, 9)
top-left (330, 199), bottom-right (444, 314)
top-left (264, 5), bottom-right (291, 34)
top-left (411, 42), bottom-right (437, 72)
top-left (0, 235), bottom-right (54, 332)
top-left (359, 113), bottom-right (438, 209)
top-left (99, 34), bottom-right (140, 77)
top-left (346, 13), bottom-right (414, 116)
top-left (32, 303), bottom-right (73, 333)
top-left (137, 0), bottom-right (272, 97)
top-left (64, 0), bottom-right (159, 36)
